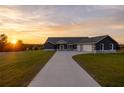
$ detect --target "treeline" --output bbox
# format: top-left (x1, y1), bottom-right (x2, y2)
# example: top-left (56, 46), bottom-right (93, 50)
top-left (0, 34), bottom-right (42, 52)
top-left (0, 34), bottom-right (25, 52)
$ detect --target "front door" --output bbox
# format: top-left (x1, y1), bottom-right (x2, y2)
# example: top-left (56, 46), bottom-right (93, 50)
top-left (59, 45), bottom-right (64, 51)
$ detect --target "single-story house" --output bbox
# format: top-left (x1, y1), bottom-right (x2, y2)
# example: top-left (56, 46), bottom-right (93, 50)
top-left (44, 35), bottom-right (119, 53)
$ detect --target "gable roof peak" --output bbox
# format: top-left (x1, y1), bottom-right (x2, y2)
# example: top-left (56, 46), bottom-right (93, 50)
top-left (90, 35), bottom-right (109, 38)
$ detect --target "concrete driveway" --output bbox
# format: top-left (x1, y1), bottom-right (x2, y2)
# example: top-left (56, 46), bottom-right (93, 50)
top-left (28, 51), bottom-right (100, 87)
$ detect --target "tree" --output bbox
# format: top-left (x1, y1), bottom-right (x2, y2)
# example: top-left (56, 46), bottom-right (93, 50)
top-left (17, 40), bottom-right (23, 45)
top-left (0, 34), bottom-right (8, 51)
top-left (12, 40), bottom-right (25, 51)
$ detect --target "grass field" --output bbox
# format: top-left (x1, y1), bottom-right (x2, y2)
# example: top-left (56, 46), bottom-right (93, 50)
top-left (0, 50), bottom-right (54, 87)
top-left (73, 53), bottom-right (124, 87)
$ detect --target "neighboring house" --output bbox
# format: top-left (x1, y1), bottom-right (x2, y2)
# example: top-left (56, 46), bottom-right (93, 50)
top-left (44, 35), bottom-right (119, 53)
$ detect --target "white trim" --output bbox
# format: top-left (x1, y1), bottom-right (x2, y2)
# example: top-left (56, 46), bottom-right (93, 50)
top-left (59, 45), bottom-right (65, 50)
top-left (112, 44), bottom-right (114, 50)
top-left (100, 43), bottom-right (104, 51)
top-left (77, 44), bottom-right (81, 51)
top-left (92, 44), bottom-right (95, 51)
top-left (81, 44), bottom-right (93, 52)
top-left (95, 35), bottom-right (108, 44)
top-left (109, 43), bottom-right (114, 50)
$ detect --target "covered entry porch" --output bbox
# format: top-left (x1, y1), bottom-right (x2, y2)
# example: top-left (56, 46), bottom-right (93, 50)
top-left (55, 44), bottom-right (77, 51)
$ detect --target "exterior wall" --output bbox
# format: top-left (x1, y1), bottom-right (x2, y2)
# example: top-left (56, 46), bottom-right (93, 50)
top-left (54, 44), bottom-right (77, 51)
top-left (55, 44), bottom-right (67, 50)
top-left (95, 36), bottom-right (119, 51)
top-left (82, 44), bottom-right (93, 52)
top-left (79, 44), bottom-right (94, 52)
top-left (44, 42), bottom-right (55, 50)
top-left (77, 45), bottom-right (81, 51)
top-left (44, 42), bottom-right (78, 51)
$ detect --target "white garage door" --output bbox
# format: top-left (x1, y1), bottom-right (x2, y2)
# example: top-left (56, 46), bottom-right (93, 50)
top-left (82, 45), bottom-right (93, 52)
top-left (77, 45), bottom-right (81, 51)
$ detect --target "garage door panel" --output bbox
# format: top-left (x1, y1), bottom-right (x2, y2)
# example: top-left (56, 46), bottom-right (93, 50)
top-left (77, 45), bottom-right (81, 51)
top-left (82, 45), bottom-right (92, 52)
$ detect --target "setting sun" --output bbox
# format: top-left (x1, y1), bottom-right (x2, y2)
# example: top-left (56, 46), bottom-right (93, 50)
top-left (11, 39), bottom-right (17, 44)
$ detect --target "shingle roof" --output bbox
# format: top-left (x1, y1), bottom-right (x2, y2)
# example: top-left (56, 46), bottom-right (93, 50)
top-left (46, 37), bottom-right (89, 44)
top-left (79, 35), bottom-right (108, 44)
top-left (45, 35), bottom-right (109, 44)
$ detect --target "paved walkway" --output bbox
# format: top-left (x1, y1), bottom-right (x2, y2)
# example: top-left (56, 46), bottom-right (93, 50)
top-left (28, 51), bottom-right (100, 87)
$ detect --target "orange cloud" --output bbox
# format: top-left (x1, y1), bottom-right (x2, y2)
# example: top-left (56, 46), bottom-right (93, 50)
top-left (0, 6), bottom-right (124, 44)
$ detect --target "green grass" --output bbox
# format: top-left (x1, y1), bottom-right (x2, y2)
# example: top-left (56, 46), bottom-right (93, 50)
top-left (73, 53), bottom-right (124, 87)
top-left (0, 50), bottom-right (55, 87)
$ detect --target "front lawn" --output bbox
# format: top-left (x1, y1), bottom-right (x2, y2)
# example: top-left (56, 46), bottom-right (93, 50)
top-left (0, 50), bottom-right (54, 87)
top-left (73, 53), bottom-right (124, 87)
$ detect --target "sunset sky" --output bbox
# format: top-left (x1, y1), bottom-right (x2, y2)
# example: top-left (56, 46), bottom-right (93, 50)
top-left (0, 5), bottom-right (124, 44)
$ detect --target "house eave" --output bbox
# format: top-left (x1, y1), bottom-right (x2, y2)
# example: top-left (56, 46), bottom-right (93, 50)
top-left (76, 42), bottom-right (96, 45)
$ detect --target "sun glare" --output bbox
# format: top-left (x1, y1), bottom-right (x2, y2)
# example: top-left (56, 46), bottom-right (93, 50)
top-left (11, 39), bottom-right (17, 44)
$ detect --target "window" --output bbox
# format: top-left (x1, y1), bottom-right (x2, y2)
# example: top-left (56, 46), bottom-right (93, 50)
top-left (68, 44), bottom-right (72, 48)
top-left (73, 44), bottom-right (77, 49)
top-left (109, 43), bottom-right (114, 50)
top-left (67, 44), bottom-right (77, 50)
top-left (100, 43), bottom-right (104, 50)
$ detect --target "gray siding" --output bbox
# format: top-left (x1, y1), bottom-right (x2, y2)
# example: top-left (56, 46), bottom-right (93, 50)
top-left (44, 42), bottom-right (55, 49)
top-left (95, 36), bottom-right (119, 50)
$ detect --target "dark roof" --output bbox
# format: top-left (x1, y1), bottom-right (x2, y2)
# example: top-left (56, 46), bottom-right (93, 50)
top-left (79, 35), bottom-right (108, 44)
top-left (46, 37), bottom-right (89, 44)
top-left (45, 35), bottom-right (109, 44)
